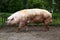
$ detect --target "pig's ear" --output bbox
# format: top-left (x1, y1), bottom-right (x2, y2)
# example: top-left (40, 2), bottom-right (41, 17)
top-left (11, 18), bottom-right (14, 21)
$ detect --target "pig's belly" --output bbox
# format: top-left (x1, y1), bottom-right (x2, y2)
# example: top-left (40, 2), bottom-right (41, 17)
top-left (31, 17), bottom-right (44, 23)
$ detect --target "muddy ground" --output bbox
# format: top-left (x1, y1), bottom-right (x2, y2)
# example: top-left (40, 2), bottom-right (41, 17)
top-left (0, 26), bottom-right (60, 40)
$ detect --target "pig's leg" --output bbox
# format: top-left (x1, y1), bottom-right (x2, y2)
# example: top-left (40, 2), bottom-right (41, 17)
top-left (25, 20), bottom-right (30, 31)
top-left (16, 20), bottom-right (29, 32)
top-left (44, 18), bottom-right (52, 31)
top-left (25, 26), bottom-right (28, 31)
top-left (16, 21), bottom-right (26, 32)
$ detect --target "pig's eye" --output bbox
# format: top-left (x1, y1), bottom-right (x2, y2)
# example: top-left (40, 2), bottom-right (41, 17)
top-left (11, 18), bottom-right (14, 21)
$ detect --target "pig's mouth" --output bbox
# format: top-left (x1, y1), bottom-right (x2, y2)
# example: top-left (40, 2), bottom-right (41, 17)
top-left (6, 23), bottom-right (17, 27)
top-left (6, 21), bottom-right (19, 26)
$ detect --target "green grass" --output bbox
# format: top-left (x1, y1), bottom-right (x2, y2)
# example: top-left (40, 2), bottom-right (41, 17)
top-left (0, 12), bottom-right (11, 26)
top-left (51, 13), bottom-right (60, 25)
top-left (0, 12), bottom-right (60, 26)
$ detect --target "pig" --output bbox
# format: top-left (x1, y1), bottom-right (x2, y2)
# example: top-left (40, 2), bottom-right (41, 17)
top-left (6, 9), bottom-right (52, 32)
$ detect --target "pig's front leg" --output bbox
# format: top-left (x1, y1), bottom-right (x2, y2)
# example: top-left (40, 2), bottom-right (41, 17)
top-left (16, 21), bottom-right (26, 32)
top-left (16, 20), bottom-right (29, 32)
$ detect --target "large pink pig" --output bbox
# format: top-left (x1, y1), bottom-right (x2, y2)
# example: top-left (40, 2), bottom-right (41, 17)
top-left (6, 9), bottom-right (52, 32)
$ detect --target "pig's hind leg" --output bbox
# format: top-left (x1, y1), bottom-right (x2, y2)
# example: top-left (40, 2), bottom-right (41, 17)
top-left (44, 17), bottom-right (52, 31)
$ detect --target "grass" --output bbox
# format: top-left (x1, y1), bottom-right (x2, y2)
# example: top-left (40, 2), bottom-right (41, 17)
top-left (0, 12), bottom-right (11, 26)
top-left (51, 13), bottom-right (60, 25)
top-left (0, 12), bottom-right (60, 26)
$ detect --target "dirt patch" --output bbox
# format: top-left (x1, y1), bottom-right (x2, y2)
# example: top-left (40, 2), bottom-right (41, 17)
top-left (0, 26), bottom-right (60, 40)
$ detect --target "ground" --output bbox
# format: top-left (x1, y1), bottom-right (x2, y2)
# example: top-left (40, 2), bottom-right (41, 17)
top-left (0, 26), bottom-right (60, 40)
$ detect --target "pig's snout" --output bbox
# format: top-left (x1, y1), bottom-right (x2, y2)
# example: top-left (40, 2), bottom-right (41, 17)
top-left (5, 21), bottom-right (11, 25)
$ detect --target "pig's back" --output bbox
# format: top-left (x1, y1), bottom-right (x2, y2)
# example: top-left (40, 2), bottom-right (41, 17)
top-left (20, 9), bottom-right (52, 17)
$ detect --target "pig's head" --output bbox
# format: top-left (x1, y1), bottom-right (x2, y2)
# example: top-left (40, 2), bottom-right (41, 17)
top-left (6, 15), bottom-right (20, 25)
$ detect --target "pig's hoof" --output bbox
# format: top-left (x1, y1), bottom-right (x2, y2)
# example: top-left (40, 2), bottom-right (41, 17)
top-left (41, 29), bottom-right (49, 32)
top-left (16, 31), bottom-right (19, 33)
top-left (16, 30), bottom-right (19, 33)
top-left (25, 27), bottom-right (28, 32)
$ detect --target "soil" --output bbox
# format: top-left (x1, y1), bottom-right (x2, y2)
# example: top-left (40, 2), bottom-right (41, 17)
top-left (0, 26), bottom-right (60, 40)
